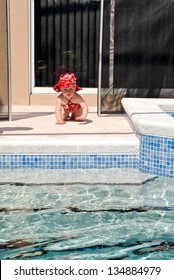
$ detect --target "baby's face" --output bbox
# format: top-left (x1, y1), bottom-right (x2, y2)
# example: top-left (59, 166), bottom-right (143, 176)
top-left (61, 86), bottom-right (76, 98)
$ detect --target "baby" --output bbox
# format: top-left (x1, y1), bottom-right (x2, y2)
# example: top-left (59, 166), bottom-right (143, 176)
top-left (53, 73), bottom-right (88, 124)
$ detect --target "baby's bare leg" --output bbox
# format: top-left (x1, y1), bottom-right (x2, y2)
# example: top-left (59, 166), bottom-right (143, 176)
top-left (71, 107), bottom-right (83, 120)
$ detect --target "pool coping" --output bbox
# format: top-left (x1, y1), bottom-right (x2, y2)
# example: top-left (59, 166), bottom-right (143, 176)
top-left (121, 98), bottom-right (174, 137)
top-left (0, 134), bottom-right (139, 154)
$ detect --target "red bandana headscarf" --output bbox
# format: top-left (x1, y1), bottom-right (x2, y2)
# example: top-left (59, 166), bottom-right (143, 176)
top-left (53, 73), bottom-right (82, 92)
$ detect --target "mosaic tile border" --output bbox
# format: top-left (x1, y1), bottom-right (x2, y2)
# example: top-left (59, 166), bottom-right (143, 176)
top-left (0, 154), bottom-right (139, 170)
top-left (140, 135), bottom-right (174, 177)
top-left (167, 112), bottom-right (174, 117)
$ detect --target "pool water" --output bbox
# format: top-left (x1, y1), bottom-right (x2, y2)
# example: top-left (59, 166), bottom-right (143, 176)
top-left (0, 170), bottom-right (174, 260)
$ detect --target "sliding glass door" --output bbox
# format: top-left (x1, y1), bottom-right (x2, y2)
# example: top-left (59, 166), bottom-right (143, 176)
top-left (34, 0), bottom-right (100, 88)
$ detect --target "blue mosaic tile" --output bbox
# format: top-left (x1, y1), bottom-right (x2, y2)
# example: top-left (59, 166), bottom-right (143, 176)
top-left (167, 112), bottom-right (174, 117)
top-left (0, 154), bottom-right (139, 170)
top-left (140, 135), bottom-right (174, 178)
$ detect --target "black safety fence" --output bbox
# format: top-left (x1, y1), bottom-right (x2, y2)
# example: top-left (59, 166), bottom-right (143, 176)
top-left (34, 0), bottom-right (174, 114)
top-left (100, 0), bottom-right (174, 113)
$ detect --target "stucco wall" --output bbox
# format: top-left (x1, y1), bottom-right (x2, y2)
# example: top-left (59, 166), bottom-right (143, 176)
top-left (10, 0), bottom-right (29, 105)
top-left (0, 0), bottom-right (8, 107)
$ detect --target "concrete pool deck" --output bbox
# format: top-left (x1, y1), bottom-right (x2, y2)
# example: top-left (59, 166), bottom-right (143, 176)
top-left (0, 106), bottom-right (139, 154)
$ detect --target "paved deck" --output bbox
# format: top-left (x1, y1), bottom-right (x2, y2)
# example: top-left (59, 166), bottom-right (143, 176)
top-left (0, 106), bottom-right (139, 154)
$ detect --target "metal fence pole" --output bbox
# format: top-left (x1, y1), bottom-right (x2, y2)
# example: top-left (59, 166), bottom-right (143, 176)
top-left (6, 0), bottom-right (12, 121)
top-left (97, 0), bottom-right (104, 117)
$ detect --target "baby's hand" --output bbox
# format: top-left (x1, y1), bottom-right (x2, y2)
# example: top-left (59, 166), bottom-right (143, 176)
top-left (56, 119), bottom-right (66, 125)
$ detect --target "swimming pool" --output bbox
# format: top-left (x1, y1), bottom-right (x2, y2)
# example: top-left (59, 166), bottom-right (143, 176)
top-left (1, 98), bottom-right (174, 260)
top-left (0, 169), bottom-right (174, 260)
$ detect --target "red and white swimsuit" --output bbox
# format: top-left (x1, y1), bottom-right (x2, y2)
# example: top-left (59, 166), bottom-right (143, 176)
top-left (63, 97), bottom-right (81, 113)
